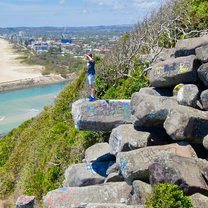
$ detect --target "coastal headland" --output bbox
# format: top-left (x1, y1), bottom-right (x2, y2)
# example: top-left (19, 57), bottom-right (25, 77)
top-left (0, 38), bottom-right (74, 92)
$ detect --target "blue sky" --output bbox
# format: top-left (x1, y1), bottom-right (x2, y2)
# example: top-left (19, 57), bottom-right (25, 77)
top-left (0, 0), bottom-right (163, 27)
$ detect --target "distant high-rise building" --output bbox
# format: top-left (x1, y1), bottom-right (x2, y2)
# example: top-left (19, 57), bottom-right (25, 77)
top-left (60, 34), bottom-right (72, 44)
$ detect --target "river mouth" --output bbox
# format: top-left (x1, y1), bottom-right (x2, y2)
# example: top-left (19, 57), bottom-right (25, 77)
top-left (0, 82), bottom-right (68, 135)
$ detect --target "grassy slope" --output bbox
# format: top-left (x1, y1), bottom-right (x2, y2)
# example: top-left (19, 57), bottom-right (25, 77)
top-left (0, 70), bottom-right (104, 202)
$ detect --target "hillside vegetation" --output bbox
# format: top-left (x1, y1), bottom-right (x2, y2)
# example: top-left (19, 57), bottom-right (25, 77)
top-left (0, 70), bottom-right (105, 203)
top-left (0, 0), bottom-right (207, 206)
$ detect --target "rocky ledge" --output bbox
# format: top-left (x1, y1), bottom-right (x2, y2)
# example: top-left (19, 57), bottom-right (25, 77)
top-left (42, 35), bottom-right (208, 208)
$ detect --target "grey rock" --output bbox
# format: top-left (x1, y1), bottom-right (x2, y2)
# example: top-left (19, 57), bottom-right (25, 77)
top-left (116, 143), bottom-right (197, 183)
top-left (136, 87), bottom-right (173, 97)
top-left (109, 124), bottom-right (170, 155)
top-left (157, 47), bottom-right (175, 61)
top-left (175, 35), bottom-right (208, 57)
top-left (149, 152), bottom-right (208, 196)
top-left (138, 87), bottom-right (161, 96)
top-left (128, 180), bottom-right (152, 205)
top-left (131, 92), bottom-right (177, 127)
top-left (63, 162), bottom-right (114, 187)
top-left (164, 106), bottom-right (208, 143)
top-left (85, 143), bottom-right (115, 163)
top-left (148, 55), bottom-right (200, 88)
top-left (106, 163), bottom-right (119, 175)
top-left (190, 193), bottom-right (208, 208)
top-left (196, 158), bottom-right (208, 182)
top-left (196, 44), bottom-right (208, 63)
top-left (200, 89), bottom-right (208, 110)
top-left (109, 125), bottom-right (151, 155)
top-left (86, 204), bottom-right (144, 208)
top-left (104, 172), bottom-right (124, 183)
top-left (16, 195), bottom-right (35, 208)
top-left (177, 84), bottom-right (199, 107)
top-left (198, 63), bottom-right (208, 87)
top-left (72, 99), bottom-right (132, 131)
top-left (43, 182), bottom-right (132, 208)
top-left (202, 135), bottom-right (208, 151)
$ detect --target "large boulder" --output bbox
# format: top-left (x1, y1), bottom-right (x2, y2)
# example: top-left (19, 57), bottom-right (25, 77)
top-left (63, 162), bottom-right (114, 187)
top-left (131, 92), bottom-right (177, 127)
top-left (175, 35), bottom-right (208, 57)
top-left (196, 44), bottom-right (208, 63)
top-left (190, 193), bottom-right (208, 208)
top-left (109, 125), bottom-right (151, 155)
top-left (43, 182), bottom-right (132, 208)
top-left (138, 87), bottom-right (172, 97)
top-left (72, 99), bottom-right (132, 131)
top-left (148, 55), bottom-right (200, 88)
top-left (149, 152), bottom-right (208, 196)
top-left (128, 180), bottom-right (152, 205)
top-left (116, 143), bottom-right (197, 183)
top-left (109, 124), bottom-right (170, 155)
top-left (177, 84), bottom-right (199, 107)
top-left (200, 89), bottom-right (208, 110)
top-left (164, 106), bottom-right (208, 143)
top-left (84, 143), bottom-right (115, 163)
top-left (198, 63), bottom-right (208, 87)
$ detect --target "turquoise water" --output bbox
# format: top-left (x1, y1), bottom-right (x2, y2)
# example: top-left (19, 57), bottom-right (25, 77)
top-left (0, 82), bottom-right (68, 135)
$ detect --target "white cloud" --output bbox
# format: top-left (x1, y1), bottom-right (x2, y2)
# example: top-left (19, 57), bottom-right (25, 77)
top-left (86, 0), bottom-right (161, 10)
top-left (87, 0), bottom-right (125, 10)
top-left (132, 0), bottom-right (161, 9)
top-left (59, 0), bottom-right (65, 4)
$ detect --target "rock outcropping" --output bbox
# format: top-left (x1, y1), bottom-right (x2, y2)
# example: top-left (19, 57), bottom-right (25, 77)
top-left (44, 35), bottom-right (208, 208)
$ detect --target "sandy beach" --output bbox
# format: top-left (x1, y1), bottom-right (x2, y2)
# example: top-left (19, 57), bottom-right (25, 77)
top-left (0, 38), bottom-right (43, 83)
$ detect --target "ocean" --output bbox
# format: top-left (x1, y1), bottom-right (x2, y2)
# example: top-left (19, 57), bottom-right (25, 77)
top-left (0, 82), bottom-right (68, 135)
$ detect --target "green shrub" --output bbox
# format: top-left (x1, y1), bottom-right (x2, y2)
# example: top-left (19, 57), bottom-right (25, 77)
top-left (145, 183), bottom-right (193, 208)
top-left (95, 64), bottom-right (148, 99)
top-left (189, 0), bottom-right (208, 30)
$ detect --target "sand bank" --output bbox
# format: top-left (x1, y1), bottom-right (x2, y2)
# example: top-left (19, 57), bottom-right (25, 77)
top-left (0, 38), bottom-right (43, 83)
top-left (0, 38), bottom-right (76, 92)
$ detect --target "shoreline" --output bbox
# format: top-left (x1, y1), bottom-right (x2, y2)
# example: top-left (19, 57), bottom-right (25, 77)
top-left (0, 73), bottom-right (77, 93)
top-left (0, 38), bottom-right (77, 92)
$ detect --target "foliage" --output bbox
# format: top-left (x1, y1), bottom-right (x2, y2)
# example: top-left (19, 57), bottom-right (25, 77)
top-left (145, 183), bottom-right (193, 208)
top-left (0, 70), bottom-right (105, 202)
top-left (188, 0), bottom-right (208, 30)
top-left (28, 52), bottom-right (85, 76)
top-left (13, 45), bottom-right (85, 76)
top-left (95, 63), bottom-right (148, 99)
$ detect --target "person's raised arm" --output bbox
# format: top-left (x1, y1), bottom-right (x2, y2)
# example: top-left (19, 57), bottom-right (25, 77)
top-left (85, 53), bottom-right (93, 62)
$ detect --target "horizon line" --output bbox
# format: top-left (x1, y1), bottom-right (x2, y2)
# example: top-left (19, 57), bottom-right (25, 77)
top-left (0, 24), bottom-right (133, 29)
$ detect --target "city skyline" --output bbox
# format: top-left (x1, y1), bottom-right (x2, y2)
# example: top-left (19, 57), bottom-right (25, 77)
top-left (0, 0), bottom-right (163, 27)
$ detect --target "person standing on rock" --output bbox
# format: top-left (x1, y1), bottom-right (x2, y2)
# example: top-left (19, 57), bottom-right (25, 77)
top-left (85, 53), bottom-right (96, 102)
